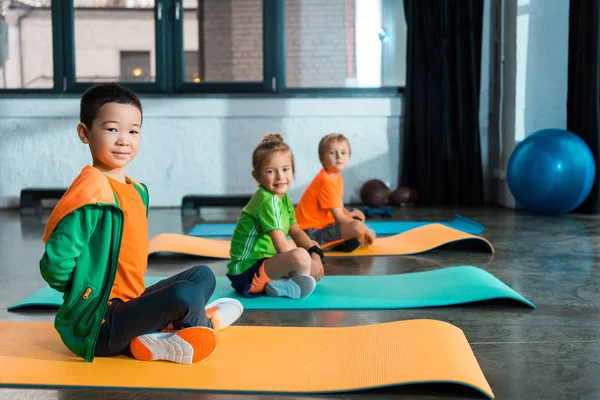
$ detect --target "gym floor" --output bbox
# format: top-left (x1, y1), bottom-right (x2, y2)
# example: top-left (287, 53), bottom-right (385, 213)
top-left (0, 206), bottom-right (598, 400)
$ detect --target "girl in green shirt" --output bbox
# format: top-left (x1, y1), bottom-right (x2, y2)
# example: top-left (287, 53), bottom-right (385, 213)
top-left (227, 134), bottom-right (325, 299)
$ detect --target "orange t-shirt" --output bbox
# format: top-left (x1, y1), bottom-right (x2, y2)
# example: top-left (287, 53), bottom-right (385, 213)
top-left (295, 169), bottom-right (344, 230)
top-left (107, 178), bottom-right (149, 302)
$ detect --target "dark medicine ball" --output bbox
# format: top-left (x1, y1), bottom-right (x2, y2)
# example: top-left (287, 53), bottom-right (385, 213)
top-left (360, 179), bottom-right (390, 208)
top-left (390, 187), bottom-right (419, 206)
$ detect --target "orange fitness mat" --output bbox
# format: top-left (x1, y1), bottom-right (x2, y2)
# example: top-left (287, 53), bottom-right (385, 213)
top-left (148, 223), bottom-right (494, 258)
top-left (0, 320), bottom-right (494, 398)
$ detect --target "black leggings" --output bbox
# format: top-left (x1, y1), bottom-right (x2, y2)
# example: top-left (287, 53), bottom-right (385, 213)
top-left (94, 265), bottom-right (216, 357)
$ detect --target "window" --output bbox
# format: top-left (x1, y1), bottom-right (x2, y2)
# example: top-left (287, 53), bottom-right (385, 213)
top-left (184, 50), bottom-right (199, 82)
top-left (0, 0), bottom-right (405, 94)
top-left (120, 51), bottom-right (151, 81)
top-left (0, 0), bottom-right (55, 89)
top-left (73, 0), bottom-right (158, 87)
top-left (285, 0), bottom-right (406, 88)
top-left (182, 0), bottom-right (263, 83)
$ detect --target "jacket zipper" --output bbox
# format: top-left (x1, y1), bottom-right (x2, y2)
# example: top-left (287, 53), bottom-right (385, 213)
top-left (85, 205), bottom-right (123, 362)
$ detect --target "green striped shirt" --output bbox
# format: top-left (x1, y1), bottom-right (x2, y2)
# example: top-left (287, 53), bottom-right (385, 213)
top-left (227, 186), bottom-right (296, 275)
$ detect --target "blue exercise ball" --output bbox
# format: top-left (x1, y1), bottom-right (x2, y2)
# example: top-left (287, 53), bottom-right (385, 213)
top-left (507, 128), bottom-right (596, 215)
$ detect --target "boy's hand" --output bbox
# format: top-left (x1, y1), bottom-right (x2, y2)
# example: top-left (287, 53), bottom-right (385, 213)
top-left (310, 254), bottom-right (325, 281)
top-left (363, 229), bottom-right (376, 246)
top-left (349, 209), bottom-right (365, 221)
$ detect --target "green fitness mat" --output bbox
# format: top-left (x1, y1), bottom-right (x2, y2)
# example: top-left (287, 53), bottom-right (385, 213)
top-left (8, 266), bottom-right (534, 311)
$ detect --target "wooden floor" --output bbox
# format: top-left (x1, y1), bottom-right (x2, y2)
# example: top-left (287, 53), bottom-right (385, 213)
top-left (1, 206), bottom-right (598, 400)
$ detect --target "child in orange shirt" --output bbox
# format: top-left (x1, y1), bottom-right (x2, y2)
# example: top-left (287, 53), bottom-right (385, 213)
top-left (295, 133), bottom-right (375, 252)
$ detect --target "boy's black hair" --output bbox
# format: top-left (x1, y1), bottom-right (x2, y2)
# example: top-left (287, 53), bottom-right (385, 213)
top-left (80, 82), bottom-right (143, 128)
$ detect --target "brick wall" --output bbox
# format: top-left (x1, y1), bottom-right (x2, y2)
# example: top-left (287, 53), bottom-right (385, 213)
top-left (285, 0), bottom-right (352, 87)
top-left (202, 0), bottom-right (263, 82)
top-left (231, 0), bottom-right (264, 81)
top-left (201, 0), bottom-right (353, 87)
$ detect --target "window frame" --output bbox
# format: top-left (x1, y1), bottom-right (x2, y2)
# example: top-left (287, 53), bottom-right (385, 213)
top-left (0, 1), bottom-right (63, 94)
top-left (171, 0), bottom-right (275, 94)
top-left (275, 0), bottom-right (400, 96)
top-left (0, 0), bottom-right (403, 96)
top-left (62, 1), bottom-right (168, 94)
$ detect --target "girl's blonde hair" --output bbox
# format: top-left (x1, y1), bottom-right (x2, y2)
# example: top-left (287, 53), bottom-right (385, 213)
top-left (252, 134), bottom-right (295, 174)
top-left (318, 133), bottom-right (351, 159)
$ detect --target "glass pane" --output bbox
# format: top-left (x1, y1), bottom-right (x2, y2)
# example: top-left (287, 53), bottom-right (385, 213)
top-left (285, 0), bottom-right (406, 88)
top-left (183, 0), bottom-right (263, 83)
top-left (120, 50), bottom-right (151, 81)
top-left (0, 1), bottom-right (54, 89)
top-left (74, 0), bottom-right (155, 83)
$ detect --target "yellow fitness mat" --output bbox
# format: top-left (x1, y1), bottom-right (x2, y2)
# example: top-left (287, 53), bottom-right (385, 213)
top-left (0, 320), bottom-right (493, 398)
top-left (148, 223), bottom-right (494, 258)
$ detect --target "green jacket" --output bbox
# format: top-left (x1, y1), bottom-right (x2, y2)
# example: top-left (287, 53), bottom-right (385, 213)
top-left (39, 166), bottom-right (148, 362)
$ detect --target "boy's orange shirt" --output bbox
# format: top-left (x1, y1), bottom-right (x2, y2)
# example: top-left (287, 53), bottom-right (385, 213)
top-left (295, 169), bottom-right (344, 230)
top-left (107, 178), bottom-right (149, 302)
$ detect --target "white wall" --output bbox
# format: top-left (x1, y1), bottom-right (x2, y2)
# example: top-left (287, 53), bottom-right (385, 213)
top-left (515, 0), bottom-right (568, 142)
top-left (0, 98), bottom-right (401, 208)
top-left (487, 0), bottom-right (569, 208)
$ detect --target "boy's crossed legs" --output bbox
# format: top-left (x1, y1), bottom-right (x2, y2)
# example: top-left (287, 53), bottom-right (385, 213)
top-left (95, 265), bottom-right (243, 364)
top-left (305, 220), bottom-right (375, 252)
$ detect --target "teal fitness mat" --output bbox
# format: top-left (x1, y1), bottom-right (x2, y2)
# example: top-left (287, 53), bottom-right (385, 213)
top-left (8, 266), bottom-right (534, 311)
top-left (188, 214), bottom-right (484, 237)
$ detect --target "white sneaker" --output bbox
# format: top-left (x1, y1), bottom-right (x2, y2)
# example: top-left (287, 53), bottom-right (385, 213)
top-left (130, 326), bottom-right (217, 364)
top-left (205, 298), bottom-right (244, 331)
top-left (264, 275), bottom-right (316, 299)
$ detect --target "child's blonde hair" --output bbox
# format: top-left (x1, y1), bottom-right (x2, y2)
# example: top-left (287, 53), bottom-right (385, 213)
top-left (318, 133), bottom-right (352, 159)
top-left (252, 134), bottom-right (295, 174)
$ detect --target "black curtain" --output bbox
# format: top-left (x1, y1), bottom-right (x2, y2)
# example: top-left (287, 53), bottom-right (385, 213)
top-left (400, 0), bottom-right (484, 206)
top-left (568, 0), bottom-right (600, 214)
